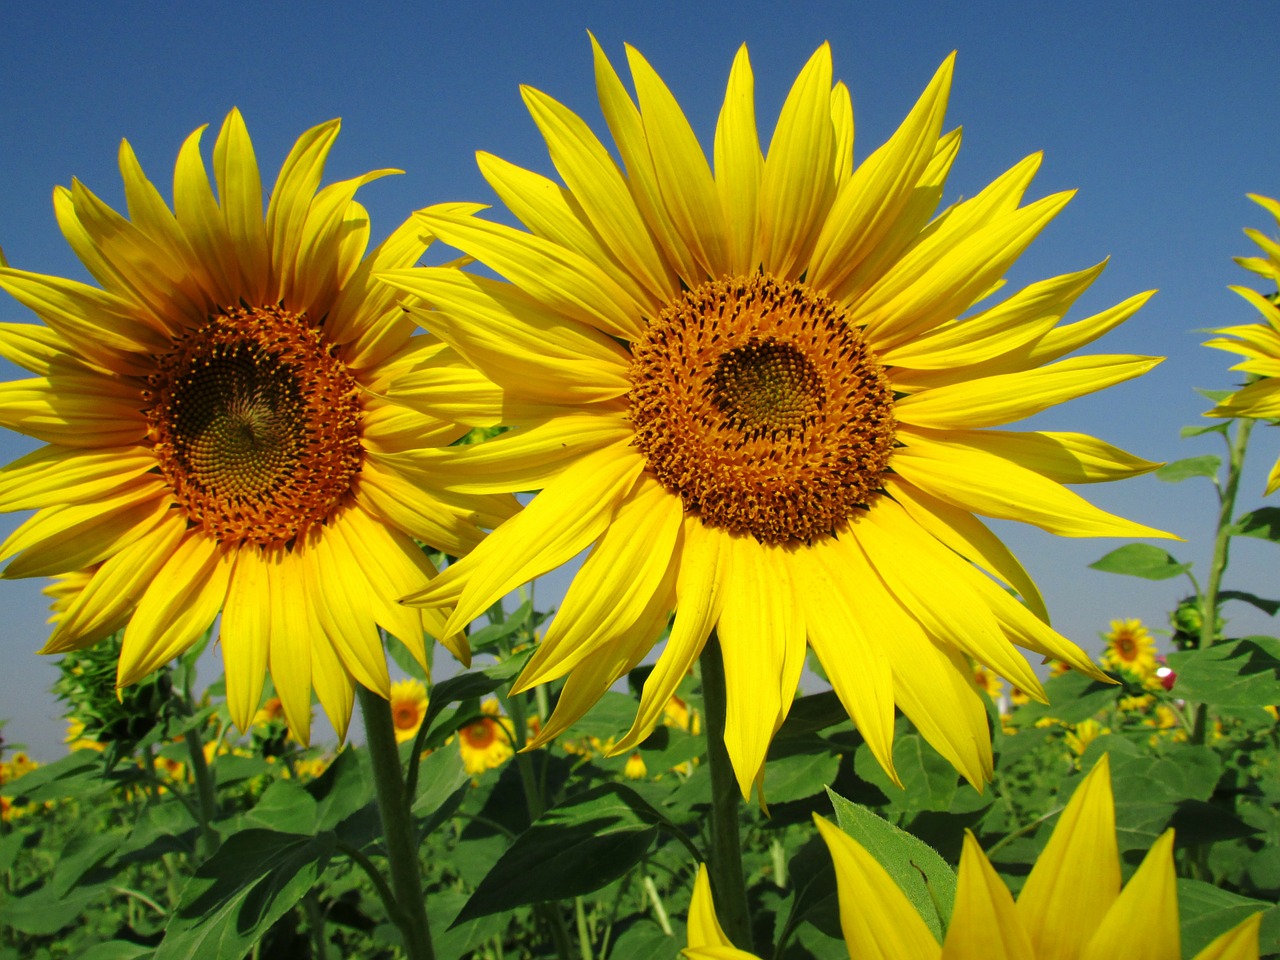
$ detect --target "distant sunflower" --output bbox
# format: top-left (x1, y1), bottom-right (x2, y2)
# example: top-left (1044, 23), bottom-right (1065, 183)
top-left (384, 42), bottom-right (1168, 796)
top-left (456, 699), bottom-right (514, 776)
top-left (0, 110), bottom-right (513, 741)
top-left (1101, 618), bottom-right (1157, 677)
top-left (685, 755), bottom-right (1263, 960)
top-left (389, 678), bottom-right (428, 744)
top-left (1205, 194), bottom-right (1280, 493)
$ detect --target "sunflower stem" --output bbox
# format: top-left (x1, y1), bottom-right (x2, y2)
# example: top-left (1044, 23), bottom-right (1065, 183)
top-left (357, 685), bottom-right (435, 960)
top-left (700, 634), bottom-right (753, 950)
top-left (182, 726), bottom-right (219, 858)
top-left (1193, 417), bottom-right (1253, 744)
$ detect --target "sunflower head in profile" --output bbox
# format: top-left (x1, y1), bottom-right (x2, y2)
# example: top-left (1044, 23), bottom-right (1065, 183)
top-left (382, 42), bottom-right (1170, 798)
top-left (685, 755), bottom-right (1263, 960)
top-left (1204, 194), bottom-right (1280, 492)
top-left (0, 110), bottom-right (515, 742)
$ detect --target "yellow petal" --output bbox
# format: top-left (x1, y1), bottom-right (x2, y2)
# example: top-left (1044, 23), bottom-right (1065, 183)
top-left (625, 44), bottom-right (727, 278)
top-left (814, 816), bottom-right (943, 960)
top-left (211, 108), bottom-right (269, 305)
top-left (1017, 754), bottom-right (1120, 960)
top-left (0, 444), bottom-right (155, 511)
top-left (686, 865), bottom-right (738, 950)
top-left (173, 124), bottom-right (237, 308)
top-left (118, 532), bottom-right (234, 686)
top-left (266, 119), bottom-right (341, 304)
top-left (310, 625), bottom-right (355, 743)
top-left (942, 832), bottom-right (1035, 960)
top-left (892, 429), bottom-right (1174, 539)
top-left (758, 44), bottom-right (835, 279)
top-left (221, 545), bottom-right (272, 732)
top-left (514, 477), bottom-right (683, 690)
top-left (1082, 829), bottom-right (1180, 960)
top-left (713, 45), bottom-right (763, 276)
top-left (302, 525), bottom-right (390, 696)
top-left (264, 545), bottom-right (313, 743)
top-left (1190, 914), bottom-right (1263, 960)
top-left (716, 536), bottom-right (806, 799)
top-left (615, 518), bottom-right (729, 752)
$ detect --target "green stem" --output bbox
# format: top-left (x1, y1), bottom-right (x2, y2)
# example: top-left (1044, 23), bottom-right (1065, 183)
top-left (700, 633), bottom-right (752, 950)
top-left (303, 892), bottom-right (330, 960)
top-left (357, 685), bottom-right (436, 960)
top-left (1193, 418), bottom-right (1254, 744)
top-left (182, 726), bottom-right (219, 857)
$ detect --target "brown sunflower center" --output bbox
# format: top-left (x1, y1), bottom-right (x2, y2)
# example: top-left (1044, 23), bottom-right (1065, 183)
top-left (393, 703), bottom-right (422, 731)
top-left (463, 719), bottom-right (497, 749)
top-left (144, 305), bottom-right (362, 546)
top-left (629, 274), bottom-right (896, 544)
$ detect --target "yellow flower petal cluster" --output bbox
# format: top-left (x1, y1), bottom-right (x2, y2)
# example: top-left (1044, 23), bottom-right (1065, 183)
top-left (0, 111), bottom-right (514, 741)
top-left (1205, 194), bottom-right (1280, 492)
top-left (1101, 617), bottom-right (1158, 677)
top-left (389, 678), bottom-right (429, 744)
top-left (382, 41), bottom-right (1168, 796)
top-left (685, 755), bottom-right (1262, 960)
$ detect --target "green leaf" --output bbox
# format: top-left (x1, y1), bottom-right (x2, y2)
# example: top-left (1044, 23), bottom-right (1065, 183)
top-left (0, 882), bottom-right (102, 935)
top-left (1232, 507), bottom-right (1280, 542)
top-left (1177, 879), bottom-right (1280, 957)
top-left (1218, 590), bottom-right (1280, 616)
top-left (1181, 422), bottom-right (1230, 438)
top-left (456, 783), bottom-right (662, 923)
top-left (1008, 671), bottom-right (1122, 727)
top-left (1167, 638), bottom-right (1280, 707)
top-left (52, 830), bottom-right (119, 897)
top-left (410, 746), bottom-right (470, 822)
top-left (1088, 543), bottom-right (1192, 580)
top-left (80, 943), bottom-right (155, 960)
top-left (1155, 455), bottom-right (1221, 482)
top-left (853, 733), bottom-right (958, 816)
top-left (0, 749), bottom-right (102, 801)
top-left (825, 789), bottom-right (956, 939)
top-left (764, 739), bottom-right (842, 805)
top-left (155, 829), bottom-right (336, 960)
top-left (424, 655), bottom-right (527, 731)
top-left (1195, 387), bottom-right (1235, 402)
top-left (307, 747), bottom-right (374, 832)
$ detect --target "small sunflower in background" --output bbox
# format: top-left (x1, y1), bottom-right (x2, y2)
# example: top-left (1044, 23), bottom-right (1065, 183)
top-left (385, 41), bottom-right (1168, 797)
top-left (456, 699), bottom-right (514, 776)
top-left (389, 679), bottom-right (429, 744)
top-left (685, 755), bottom-right (1263, 960)
top-left (970, 663), bottom-right (1005, 703)
top-left (0, 111), bottom-right (514, 742)
top-left (1101, 618), bottom-right (1158, 678)
top-left (1205, 194), bottom-right (1280, 493)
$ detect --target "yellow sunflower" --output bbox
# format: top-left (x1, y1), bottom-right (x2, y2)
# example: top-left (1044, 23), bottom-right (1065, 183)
top-left (1101, 618), bottom-right (1158, 677)
top-left (1205, 194), bottom-right (1280, 492)
top-left (0, 110), bottom-right (514, 741)
top-left (389, 678), bottom-right (429, 744)
top-left (971, 663), bottom-right (1005, 702)
top-left (457, 699), bottom-right (514, 775)
top-left (685, 755), bottom-right (1262, 960)
top-left (383, 42), bottom-right (1168, 796)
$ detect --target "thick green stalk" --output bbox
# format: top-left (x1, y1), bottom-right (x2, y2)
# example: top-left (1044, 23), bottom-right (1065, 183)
top-left (699, 634), bottom-right (752, 950)
top-left (182, 726), bottom-right (219, 857)
top-left (1193, 418), bottom-right (1254, 743)
top-left (357, 685), bottom-right (435, 960)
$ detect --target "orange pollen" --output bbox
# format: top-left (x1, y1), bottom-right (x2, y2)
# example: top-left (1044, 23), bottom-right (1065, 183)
top-left (143, 305), bottom-right (362, 547)
top-left (628, 274), bottom-right (896, 545)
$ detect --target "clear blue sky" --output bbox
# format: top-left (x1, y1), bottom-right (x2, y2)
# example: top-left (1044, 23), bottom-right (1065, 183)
top-left (3, 1), bottom-right (1278, 758)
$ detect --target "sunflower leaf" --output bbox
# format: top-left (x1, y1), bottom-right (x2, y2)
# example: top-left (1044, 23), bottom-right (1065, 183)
top-left (1088, 543), bottom-right (1192, 580)
top-left (1155, 455), bottom-right (1221, 482)
top-left (1166, 637), bottom-right (1280, 707)
top-left (155, 829), bottom-right (335, 960)
top-left (825, 788), bottom-right (956, 938)
top-left (1231, 507), bottom-right (1280, 542)
top-left (454, 783), bottom-right (663, 924)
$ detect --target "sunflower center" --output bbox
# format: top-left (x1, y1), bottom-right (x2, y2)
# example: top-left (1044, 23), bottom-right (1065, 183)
top-left (393, 704), bottom-right (421, 731)
top-left (463, 720), bottom-right (497, 749)
top-left (629, 274), bottom-right (896, 544)
top-left (144, 305), bottom-right (362, 546)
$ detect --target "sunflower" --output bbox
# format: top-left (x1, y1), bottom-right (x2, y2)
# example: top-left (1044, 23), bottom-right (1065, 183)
top-left (1205, 194), bottom-right (1280, 491)
top-left (0, 110), bottom-right (514, 741)
top-left (1064, 718), bottom-right (1108, 761)
top-left (383, 42), bottom-right (1168, 796)
top-left (971, 663), bottom-right (1005, 702)
top-left (456, 698), bottom-right (514, 775)
top-left (389, 678), bottom-right (429, 744)
top-left (685, 755), bottom-right (1262, 960)
top-left (1101, 618), bottom-right (1158, 677)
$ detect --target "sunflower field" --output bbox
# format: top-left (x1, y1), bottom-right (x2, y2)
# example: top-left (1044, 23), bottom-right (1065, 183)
top-left (2, 34), bottom-right (1279, 960)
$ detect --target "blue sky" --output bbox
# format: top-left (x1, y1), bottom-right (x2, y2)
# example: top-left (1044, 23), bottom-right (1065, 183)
top-left (2, 1), bottom-right (1279, 758)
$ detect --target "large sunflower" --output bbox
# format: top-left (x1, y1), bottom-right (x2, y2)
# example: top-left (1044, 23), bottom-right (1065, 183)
top-left (685, 755), bottom-right (1262, 960)
top-left (1204, 194), bottom-right (1280, 492)
top-left (0, 110), bottom-right (513, 740)
top-left (381, 42), bottom-right (1169, 796)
